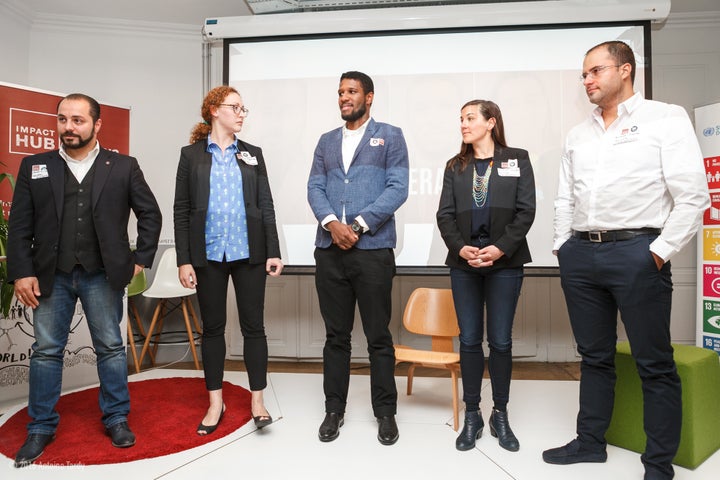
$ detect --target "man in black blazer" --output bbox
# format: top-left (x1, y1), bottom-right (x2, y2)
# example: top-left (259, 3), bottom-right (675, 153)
top-left (7, 93), bottom-right (162, 467)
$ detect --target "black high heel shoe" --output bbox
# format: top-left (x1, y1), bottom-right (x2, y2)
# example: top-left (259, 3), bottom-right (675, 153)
top-left (197, 405), bottom-right (226, 436)
top-left (253, 412), bottom-right (273, 429)
top-left (489, 408), bottom-right (519, 452)
top-left (456, 410), bottom-right (484, 451)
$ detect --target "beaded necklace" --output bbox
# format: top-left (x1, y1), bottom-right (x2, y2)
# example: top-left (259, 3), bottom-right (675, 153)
top-left (472, 159), bottom-right (493, 207)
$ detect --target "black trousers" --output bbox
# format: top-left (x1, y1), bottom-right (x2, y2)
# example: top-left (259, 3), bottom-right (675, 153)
top-left (558, 235), bottom-right (680, 479)
top-left (194, 259), bottom-right (268, 392)
top-left (314, 246), bottom-right (398, 417)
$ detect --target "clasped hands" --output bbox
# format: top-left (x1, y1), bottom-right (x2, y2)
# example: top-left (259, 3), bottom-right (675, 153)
top-left (460, 245), bottom-right (504, 268)
top-left (327, 220), bottom-right (359, 250)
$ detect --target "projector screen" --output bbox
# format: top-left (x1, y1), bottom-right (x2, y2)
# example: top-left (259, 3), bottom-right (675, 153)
top-left (224, 22), bottom-right (649, 269)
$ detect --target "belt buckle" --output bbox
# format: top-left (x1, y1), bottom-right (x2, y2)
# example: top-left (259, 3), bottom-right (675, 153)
top-left (588, 231), bottom-right (603, 243)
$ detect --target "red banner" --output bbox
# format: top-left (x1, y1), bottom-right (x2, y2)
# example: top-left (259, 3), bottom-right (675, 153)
top-left (0, 82), bottom-right (131, 406)
top-left (0, 82), bottom-right (130, 217)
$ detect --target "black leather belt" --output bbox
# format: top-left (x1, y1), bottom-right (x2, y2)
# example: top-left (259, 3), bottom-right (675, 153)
top-left (572, 228), bottom-right (661, 243)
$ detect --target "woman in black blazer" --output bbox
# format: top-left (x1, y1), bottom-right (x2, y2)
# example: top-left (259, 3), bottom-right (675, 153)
top-left (174, 86), bottom-right (283, 435)
top-left (437, 100), bottom-right (535, 453)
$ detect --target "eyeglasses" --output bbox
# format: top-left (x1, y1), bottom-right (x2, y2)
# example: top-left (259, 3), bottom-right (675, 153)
top-left (580, 64), bottom-right (622, 81)
top-left (219, 104), bottom-right (249, 116)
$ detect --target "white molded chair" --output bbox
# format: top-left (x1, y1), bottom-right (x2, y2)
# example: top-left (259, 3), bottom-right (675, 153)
top-left (139, 248), bottom-right (202, 370)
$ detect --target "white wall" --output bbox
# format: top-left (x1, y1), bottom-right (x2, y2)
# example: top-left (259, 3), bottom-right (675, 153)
top-left (0, 2), bottom-right (31, 85)
top-left (4, 7), bottom-right (720, 362)
top-left (25, 15), bottom-right (204, 244)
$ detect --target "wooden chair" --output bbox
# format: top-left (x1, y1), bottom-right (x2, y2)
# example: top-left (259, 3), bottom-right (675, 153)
top-left (139, 248), bottom-right (202, 370)
top-left (394, 287), bottom-right (461, 430)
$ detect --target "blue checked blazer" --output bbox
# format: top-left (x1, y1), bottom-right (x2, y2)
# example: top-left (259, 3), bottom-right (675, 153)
top-left (307, 118), bottom-right (409, 249)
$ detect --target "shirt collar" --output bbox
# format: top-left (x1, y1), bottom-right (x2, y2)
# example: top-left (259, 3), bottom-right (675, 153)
top-left (206, 134), bottom-right (239, 153)
top-left (592, 91), bottom-right (643, 120)
top-left (59, 140), bottom-right (100, 165)
top-left (342, 117), bottom-right (371, 138)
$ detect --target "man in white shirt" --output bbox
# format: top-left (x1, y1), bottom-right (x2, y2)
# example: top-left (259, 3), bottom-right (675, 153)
top-left (544, 41), bottom-right (709, 480)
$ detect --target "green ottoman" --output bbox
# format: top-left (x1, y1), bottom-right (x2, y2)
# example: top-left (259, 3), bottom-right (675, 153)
top-left (606, 342), bottom-right (720, 469)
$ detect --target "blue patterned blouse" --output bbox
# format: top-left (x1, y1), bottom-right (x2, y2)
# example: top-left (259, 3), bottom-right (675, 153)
top-left (205, 138), bottom-right (249, 262)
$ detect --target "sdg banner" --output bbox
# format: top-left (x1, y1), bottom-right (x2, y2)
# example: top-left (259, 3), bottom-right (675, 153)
top-left (696, 102), bottom-right (720, 354)
top-left (0, 82), bottom-right (130, 408)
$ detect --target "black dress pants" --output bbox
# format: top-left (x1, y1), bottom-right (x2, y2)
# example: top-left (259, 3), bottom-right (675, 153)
top-left (314, 246), bottom-right (398, 418)
top-left (558, 235), bottom-right (680, 479)
top-left (194, 259), bottom-right (268, 392)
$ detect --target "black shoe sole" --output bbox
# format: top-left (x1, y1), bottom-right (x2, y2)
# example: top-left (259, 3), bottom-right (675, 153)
top-left (378, 434), bottom-right (399, 446)
top-left (542, 453), bottom-right (607, 465)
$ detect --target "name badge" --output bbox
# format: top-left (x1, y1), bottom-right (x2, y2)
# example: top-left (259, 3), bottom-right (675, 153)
top-left (237, 151), bottom-right (258, 165)
top-left (369, 138), bottom-right (385, 146)
top-left (31, 164), bottom-right (49, 179)
top-left (497, 159), bottom-right (520, 177)
top-left (613, 125), bottom-right (640, 146)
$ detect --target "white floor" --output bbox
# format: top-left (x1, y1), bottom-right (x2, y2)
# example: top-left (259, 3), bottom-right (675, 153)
top-left (1, 369), bottom-right (718, 479)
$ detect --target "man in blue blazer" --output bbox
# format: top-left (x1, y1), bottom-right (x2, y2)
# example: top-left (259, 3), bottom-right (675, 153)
top-left (7, 93), bottom-right (161, 467)
top-left (308, 71), bottom-right (409, 445)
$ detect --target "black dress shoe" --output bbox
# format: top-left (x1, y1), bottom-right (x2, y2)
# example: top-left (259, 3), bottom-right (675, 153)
top-left (197, 406), bottom-right (226, 436)
top-left (489, 408), bottom-right (519, 452)
top-left (456, 410), bottom-right (483, 451)
top-left (253, 414), bottom-right (273, 429)
top-left (14, 433), bottom-right (55, 468)
top-left (377, 415), bottom-right (399, 445)
top-left (318, 412), bottom-right (344, 442)
top-left (542, 439), bottom-right (607, 465)
top-left (106, 421), bottom-right (136, 448)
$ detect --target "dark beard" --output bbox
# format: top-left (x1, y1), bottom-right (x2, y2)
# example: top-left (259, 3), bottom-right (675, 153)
top-left (61, 133), bottom-right (94, 150)
top-left (341, 103), bottom-right (367, 122)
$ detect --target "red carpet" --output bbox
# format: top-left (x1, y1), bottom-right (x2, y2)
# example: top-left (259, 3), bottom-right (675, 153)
top-left (0, 377), bottom-right (252, 465)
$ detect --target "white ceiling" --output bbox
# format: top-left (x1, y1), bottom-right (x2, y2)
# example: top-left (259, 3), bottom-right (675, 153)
top-left (15, 0), bottom-right (720, 26)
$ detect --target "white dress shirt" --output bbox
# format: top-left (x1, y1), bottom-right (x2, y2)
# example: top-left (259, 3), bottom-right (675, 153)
top-left (321, 118), bottom-right (371, 230)
top-left (59, 141), bottom-right (100, 182)
top-left (553, 92), bottom-right (710, 261)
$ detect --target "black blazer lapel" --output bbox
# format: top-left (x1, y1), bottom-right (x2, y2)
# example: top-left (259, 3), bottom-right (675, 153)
top-left (92, 149), bottom-right (113, 208)
top-left (46, 153), bottom-right (65, 224)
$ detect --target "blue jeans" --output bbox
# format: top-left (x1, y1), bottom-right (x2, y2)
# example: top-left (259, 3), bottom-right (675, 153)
top-left (450, 267), bottom-right (523, 409)
top-left (28, 267), bottom-right (128, 434)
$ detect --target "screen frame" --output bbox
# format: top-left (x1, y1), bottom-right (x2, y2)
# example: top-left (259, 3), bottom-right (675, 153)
top-left (221, 20), bottom-right (652, 275)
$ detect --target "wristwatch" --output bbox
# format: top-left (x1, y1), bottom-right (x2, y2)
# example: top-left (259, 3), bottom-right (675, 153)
top-left (351, 220), bottom-right (364, 235)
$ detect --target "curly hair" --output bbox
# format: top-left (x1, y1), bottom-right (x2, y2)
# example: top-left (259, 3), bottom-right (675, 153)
top-left (189, 85), bottom-right (240, 144)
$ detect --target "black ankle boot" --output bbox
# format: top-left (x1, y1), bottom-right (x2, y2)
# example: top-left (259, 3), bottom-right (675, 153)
top-left (456, 410), bottom-right (484, 451)
top-left (489, 408), bottom-right (519, 452)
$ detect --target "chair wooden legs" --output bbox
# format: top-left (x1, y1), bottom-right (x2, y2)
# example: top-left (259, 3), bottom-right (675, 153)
top-left (127, 297), bottom-right (155, 373)
top-left (138, 297), bottom-right (201, 371)
top-left (139, 300), bottom-right (165, 370)
top-left (400, 361), bottom-right (461, 431)
top-left (180, 297), bottom-right (201, 370)
top-left (186, 299), bottom-right (202, 335)
top-left (127, 318), bottom-right (140, 374)
top-left (406, 364), bottom-right (416, 395)
top-left (450, 367), bottom-right (460, 431)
